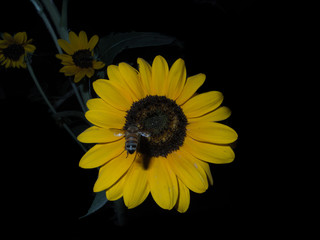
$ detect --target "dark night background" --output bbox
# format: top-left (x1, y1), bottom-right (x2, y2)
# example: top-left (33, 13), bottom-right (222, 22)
top-left (1, 0), bottom-right (267, 236)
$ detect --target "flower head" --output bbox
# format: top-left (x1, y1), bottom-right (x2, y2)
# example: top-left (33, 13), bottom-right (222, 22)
top-left (78, 55), bottom-right (238, 212)
top-left (56, 31), bottom-right (105, 83)
top-left (0, 32), bottom-right (36, 68)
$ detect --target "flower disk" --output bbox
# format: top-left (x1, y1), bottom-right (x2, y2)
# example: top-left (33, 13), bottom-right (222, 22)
top-left (125, 95), bottom-right (187, 158)
top-left (78, 55), bottom-right (238, 213)
top-left (72, 49), bottom-right (93, 68)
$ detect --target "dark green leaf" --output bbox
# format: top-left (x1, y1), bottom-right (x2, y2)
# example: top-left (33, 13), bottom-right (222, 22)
top-left (97, 32), bottom-right (181, 65)
top-left (80, 190), bottom-right (108, 219)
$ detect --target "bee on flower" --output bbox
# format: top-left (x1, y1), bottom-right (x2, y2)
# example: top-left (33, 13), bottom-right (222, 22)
top-left (0, 32), bottom-right (36, 69)
top-left (56, 31), bottom-right (105, 83)
top-left (78, 55), bottom-right (238, 213)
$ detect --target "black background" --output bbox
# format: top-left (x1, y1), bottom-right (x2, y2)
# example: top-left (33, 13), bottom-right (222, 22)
top-left (1, 0), bottom-right (265, 236)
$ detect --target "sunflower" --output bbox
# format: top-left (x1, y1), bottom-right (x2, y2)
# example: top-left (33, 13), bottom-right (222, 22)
top-left (77, 55), bottom-right (238, 212)
top-left (56, 31), bottom-right (105, 83)
top-left (0, 32), bottom-right (36, 68)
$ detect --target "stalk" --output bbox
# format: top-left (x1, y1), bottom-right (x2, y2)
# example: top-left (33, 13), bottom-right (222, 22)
top-left (26, 58), bottom-right (87, 152)
top-left (30, 0), bottom-right (87, 112)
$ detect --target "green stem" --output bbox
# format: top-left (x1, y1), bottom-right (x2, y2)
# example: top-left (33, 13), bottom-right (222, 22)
top-left (40, 0), bottom-right (68, 39)
top-left (70, 79), bottom-right (87, 113)
top-left (113, 198), bottom-right (127, 226)
top-left (27, 58), bottom-right (57, 114)
top-left (30, 0), bottom-right (62, 54)
top-left (30, 0), bottom-right (87, 113)
top-left (61, 0), bottom-right (69, 32)
top-left (26, 59), bottom-right (87, 152)
top-left (30, 0), bottom-right (87, 151)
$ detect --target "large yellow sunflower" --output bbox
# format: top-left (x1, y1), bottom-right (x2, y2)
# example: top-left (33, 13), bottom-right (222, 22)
top-left (77, 55), bottom-right (238, 213)
top-left (0, 32), bottom-right (36, 68)
top-left (56, 31), bottom-right (105, 83)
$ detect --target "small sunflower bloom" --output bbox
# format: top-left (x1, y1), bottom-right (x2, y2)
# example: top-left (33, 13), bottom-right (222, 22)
top-left (78, 55), bottom-right (238, 213)
top-left (0, 32), bottom-right (36, 68)
top-left (56, 31), bottom-right (105, 83)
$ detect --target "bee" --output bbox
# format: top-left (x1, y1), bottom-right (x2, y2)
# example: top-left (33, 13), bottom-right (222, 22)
top-left (110, 125), bottom-right (150, 156)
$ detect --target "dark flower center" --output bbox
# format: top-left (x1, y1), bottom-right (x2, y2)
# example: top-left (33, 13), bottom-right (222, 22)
top-left (124, 95), bottom-right (187, 158)
top-left (2, 43), bottom-right (25, 61)
top-left (72, 49), bottom-right (93, 68)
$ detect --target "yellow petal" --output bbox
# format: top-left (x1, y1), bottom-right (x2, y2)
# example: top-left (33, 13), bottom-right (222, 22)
top-left (2, 58), bottom-right (10, 68)
top-left (20, 61), bottom-right (27, 69)
top-left (3, 32), bottom-right (13, 41)
top-left (58, 39), bottom-right (75, 55)
top-left (77, 126), bottom-right (120, 143)
top-left (86, 98), bottom-right (125, 114)
top-left (152, 55), bottom-right (169, 96)
top-left (88, 35), bottom-right (99, 50)
top-left (6, 59), bottom-right (13, 68)
top-left (106, 174), bottom-right (126, 201)
top-left (63, 70), bottom-right (78, 76)
top-left (175, 179), bottom-right (190, 213)
top-left (68, 31), bottom-right (80, 49)
top-left (15, 56), bottom-right (23, 68)
top-left (187, 121), bottom-right (238, 144)
top-left (149, 157), bottom-right (178, 210)
top-left (93, 151), bottom-right (134, 192)
top-left (0, 40), bottom-right (9, 48)
top-left (85, 109), bottom-right (126, 129)
top-left (85, 67), bottom-right (95, 78)
top-left (196, 160), bottom-right (213, 185)
top-left (93, 79), bottom-right (133, 111)
top-left (176, 73), bottom-right (206, 105)
top-left (107, 65), bottom-right (124, 83)
top-left (74, 70), bottom-right (86, 82)
top-left (14, 32), bottom-right (27, 44)
top-left (137, 57), bottom-right (152, 95)
top-left (119, 62), bottom-right (144, 100)
top-left (188, 106), bottom-right (231, 123)
top-left (166, 58), bottom-right (186, 100)
top-left (1, 58), bottom-right (7, 65)
top-left (183, 136), bottom-right (235, 164)
top-left (24, 44), bottom-right (36, 53)
top-left (168, 149), bottom-right (208, 193)
top-left (79, 139), bottom-right (125, 169)
top-left (56, 53), bottom-right (73, 62)
top-left (107, 65), bottom-right (136, 96)
top-left (92, 60), bottom-right (105, 70)
top-left (79, 31), bottom-right (88, 49)
top-left (123, 154), bottom-right (150, 209)
top-left (59, 65), bottom-right (78, 75)
top-left (182, 91), bottom-right (223, 118)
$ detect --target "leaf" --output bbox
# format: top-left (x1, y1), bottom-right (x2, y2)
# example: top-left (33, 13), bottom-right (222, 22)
top-left (80, 190), bottom-right (108, 219)
top-left (97, 32), bottom-right (182, 65)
